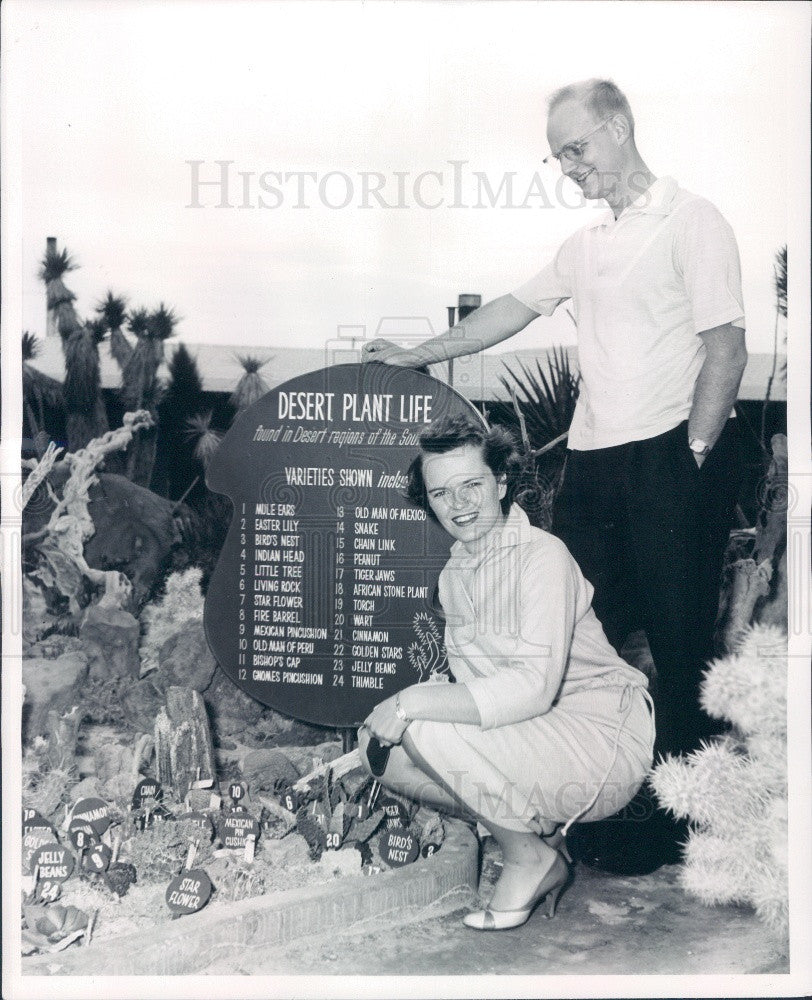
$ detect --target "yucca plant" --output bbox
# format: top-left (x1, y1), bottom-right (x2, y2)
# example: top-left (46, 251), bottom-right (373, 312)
top-left (22, 332), bottom-right (63, 450)
top-left (153, 343), bottom-right (205, 500)
top-left (185, 412), bottom-right (223, 468)
top-left (495, 346), bottom-right (580, 450)
top-left (97, 291), bottom-right (132, 370)
top-left (37, 248), bottom-right (110, 450)
top-left (60, 320), bottom-right (110, 450)
top-left (487, 346), bottom-right (580, 528)
top-left (120, 303), bottom-right (178, 485)
top-left (230, 354), bottom-right (272, 412)
top-left (761, 246), bottom-right (787, 448)
top-left (39, 247), bottom-right (82, 338)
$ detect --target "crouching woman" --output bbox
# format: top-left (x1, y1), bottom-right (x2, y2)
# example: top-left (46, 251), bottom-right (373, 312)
top-left (359, 415), bottom-right (654, 930)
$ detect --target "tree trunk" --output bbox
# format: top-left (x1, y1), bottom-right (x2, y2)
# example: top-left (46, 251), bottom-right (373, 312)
top-left (154, 687), bottom-right (216, 797)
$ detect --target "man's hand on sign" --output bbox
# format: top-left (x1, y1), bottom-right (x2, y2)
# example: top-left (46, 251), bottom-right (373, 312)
top-left (363, 695), bottom-right (411, 746)
top-left (361, 339), bottom-right (421, 367)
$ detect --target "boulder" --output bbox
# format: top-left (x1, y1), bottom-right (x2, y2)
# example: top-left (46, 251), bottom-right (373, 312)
top-left (203, 668), bottom-right (265, 737)
top-left (157, 623), bottom-right (217, 692)
top-left (120, 677), bottom-right (164, 733)
top-left (22, 651), bottom-right (89, 741)
top-left (80, 604), bottom-right (140, 681)
top-left (83, 473), bottom-right (177, 608)
top-left (92, 742), bottom-right (136, 803)
top-left (239, 748), bottom-right (300, 791)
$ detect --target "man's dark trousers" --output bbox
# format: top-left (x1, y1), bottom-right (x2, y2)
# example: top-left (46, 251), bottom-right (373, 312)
top-left (552, 418), bottom-right (741, 760)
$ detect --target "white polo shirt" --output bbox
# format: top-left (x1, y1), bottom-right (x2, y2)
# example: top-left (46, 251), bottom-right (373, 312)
top-left (511, 177), bottom-right (745, 450)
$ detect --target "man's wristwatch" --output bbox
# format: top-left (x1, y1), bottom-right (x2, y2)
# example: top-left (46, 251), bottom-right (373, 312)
top-left (688, 437), bottom-right (711, 457)
top-left (394, 692), bottom-right (411, 724)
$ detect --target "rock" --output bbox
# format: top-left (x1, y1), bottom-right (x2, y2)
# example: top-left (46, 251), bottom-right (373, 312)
top-left (203, 669), bottom-right (264, 737)
top-left (156, 623), bottom-right (217, 692)
top-left (260, 832), bottom-right (311, 866)
top-left (120, 678), bottom-right (163, 733)
top-left (70, 776), bottom-right (102, 800)
top-left (22, 651), bottom-right (88, 740)
top-left (80, 604), bottom-right (140, 681)
top-left (83, 473), bottom-right (177, 609)
top-left (93, 743), bottom-right (136, 803)
top-left (239, 748), bottom-right (299, 791)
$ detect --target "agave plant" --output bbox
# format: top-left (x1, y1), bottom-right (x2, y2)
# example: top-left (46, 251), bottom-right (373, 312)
top-left (230, 354), bottom-right (272, 412)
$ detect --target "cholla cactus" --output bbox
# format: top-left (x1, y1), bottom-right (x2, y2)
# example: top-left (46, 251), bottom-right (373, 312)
top-left (139, 567), bottom-right (205, 676)
top-left (650, 623), bottom-right (787, 936)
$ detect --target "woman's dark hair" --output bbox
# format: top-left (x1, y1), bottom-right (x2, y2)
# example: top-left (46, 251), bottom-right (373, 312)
top-left (405, 414), bottom-right (522, 521)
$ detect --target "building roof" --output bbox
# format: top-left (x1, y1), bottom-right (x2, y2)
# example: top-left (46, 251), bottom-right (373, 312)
top-left (26, 333), bottom-right (784, 403)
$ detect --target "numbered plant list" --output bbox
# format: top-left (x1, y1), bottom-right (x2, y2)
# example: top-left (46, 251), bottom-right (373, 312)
top-left (204, 364), bottom-right (483, 727)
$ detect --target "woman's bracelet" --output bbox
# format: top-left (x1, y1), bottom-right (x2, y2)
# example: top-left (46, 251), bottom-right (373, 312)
top-left (394, 691), bottom-right (412, 724)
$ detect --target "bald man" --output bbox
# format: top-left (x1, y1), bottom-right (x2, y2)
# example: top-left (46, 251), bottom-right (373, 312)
top-left (362, 78), bottom-right (747, 873)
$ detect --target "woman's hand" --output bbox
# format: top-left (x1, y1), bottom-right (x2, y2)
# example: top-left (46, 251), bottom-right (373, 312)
top-left (363, 695), bottom-right (410, 746)
top-left (361, 339), bottom-right (422, 367)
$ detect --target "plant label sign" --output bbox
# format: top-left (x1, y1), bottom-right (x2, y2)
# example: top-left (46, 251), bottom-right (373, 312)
top-left (22, 830), bottom-right (54, 874)
top-left (132, 778), bottom-right (163, 809)
top-left (83, 843), bottom-right (113, 873)
top-left (72, 797), bottom-right (112, 836)
top-left (31, 843), bottom-right (75, 882)
top-left (67, 820), bottom-right (100, 851)
top-left (205, 364), bottom-right (481, 727)
top-left (165, 869), bottom-right (212, 915)
top-left (379, 826), bottom-right (419, 868)
top-left (218, 810), bottom-right (261, 849)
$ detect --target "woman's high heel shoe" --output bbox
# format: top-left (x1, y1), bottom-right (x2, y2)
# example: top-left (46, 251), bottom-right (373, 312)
top-left (463, 851), bottom-right (572, 931)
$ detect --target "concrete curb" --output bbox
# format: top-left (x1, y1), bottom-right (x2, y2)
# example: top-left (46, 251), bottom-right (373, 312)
top-left (23, 820), bottom-right (478, 976)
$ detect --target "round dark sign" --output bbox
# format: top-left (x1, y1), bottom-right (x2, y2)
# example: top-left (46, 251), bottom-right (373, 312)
top-left (67, 820), bottom-right (100, 850)
top-left (379, 797), bottom-right (408, 828)
top-left (22, 829), bottom-right (56, 875)
top-left (22, 808), bottom-right (53, 834)
top-left (378, 826), bottom-right (419, 868)
top-left (179, 811), bottom-right (214, 839)
top-left (218, 810), bottom-right (261, 850)
top-left (71, 797), bottom-right (111, 836)
top-left (204, 364), bottom-right (481, 727)
top-left (165, 869), bottom-right (212, 915)
top-left (31, 842), bottom-right (75, 883)
top-left (278, 786), bottom-right (299, 813)
top-left (35, 880), bottom-right (62, 904)
top-left (83, 843), bottom-right (113, 873)
top-left (132, 778), bottom-right (163, 809)
top-left (228, 781), bottom-right (246, 802)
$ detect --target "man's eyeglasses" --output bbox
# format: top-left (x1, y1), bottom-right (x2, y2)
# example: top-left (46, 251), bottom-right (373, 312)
top-left (543, 116), bottom-right (613, 165)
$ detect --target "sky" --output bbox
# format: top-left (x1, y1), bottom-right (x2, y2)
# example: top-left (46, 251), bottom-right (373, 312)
top-left (5, 0), bottom-right (808, 355)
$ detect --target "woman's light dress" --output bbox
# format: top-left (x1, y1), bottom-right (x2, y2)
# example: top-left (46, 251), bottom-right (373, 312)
top-left (408, 504), bottom-right (655, 833)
